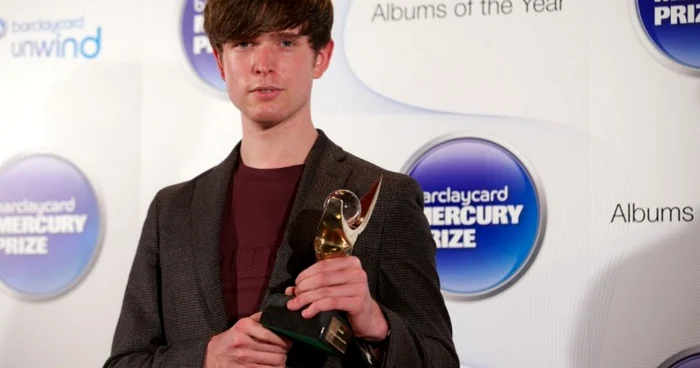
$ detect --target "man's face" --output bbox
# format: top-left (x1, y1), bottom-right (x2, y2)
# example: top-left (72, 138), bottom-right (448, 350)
top-left (213, 29), bottom-right (333, 128)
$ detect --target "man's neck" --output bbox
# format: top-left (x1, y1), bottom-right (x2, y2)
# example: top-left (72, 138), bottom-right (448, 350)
top-left (239, 116), bottom-right (318, 169)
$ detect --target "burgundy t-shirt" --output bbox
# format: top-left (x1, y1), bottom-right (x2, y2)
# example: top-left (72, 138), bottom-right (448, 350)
top-left (219, 160), bottom-right (304, 324)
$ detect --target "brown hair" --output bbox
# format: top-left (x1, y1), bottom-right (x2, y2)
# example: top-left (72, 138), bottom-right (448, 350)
top-left (203, 0), bottom-right (333, 54)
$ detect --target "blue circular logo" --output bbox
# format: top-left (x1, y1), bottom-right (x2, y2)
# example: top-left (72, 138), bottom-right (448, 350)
top-left (403, 134), bottom-right (546, 300)
top-left (181, 0), bottom-right (226, 93)
top-left (634, 0), bottom-right (700, 72)
top-left (0, 153), bottom-right (103, 300)
top-left (0, 19), bottom-right (7, 39)
top-left (660, 347), bottom-right (700, 368)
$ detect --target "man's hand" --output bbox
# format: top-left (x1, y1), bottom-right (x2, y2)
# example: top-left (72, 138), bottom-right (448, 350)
top-left (285, 256), bottom-right (389, 341)
top-left (204, 312), bottom-right (292, 368)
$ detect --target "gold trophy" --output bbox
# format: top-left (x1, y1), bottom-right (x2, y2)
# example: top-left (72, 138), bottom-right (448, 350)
top-left (260, 176), bottom-right (383, 363)
top-left (315, 177), bottom-right (382, 261)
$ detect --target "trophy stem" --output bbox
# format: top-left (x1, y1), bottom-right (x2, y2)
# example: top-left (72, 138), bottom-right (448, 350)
top-left (314, 235), bottom-right (352, 261)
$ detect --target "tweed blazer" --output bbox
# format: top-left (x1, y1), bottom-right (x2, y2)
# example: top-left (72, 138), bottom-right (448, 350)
top-left (104, 130), bottom-right (459, 368)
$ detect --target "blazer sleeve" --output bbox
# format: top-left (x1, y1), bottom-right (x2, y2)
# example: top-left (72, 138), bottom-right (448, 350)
top-left (374, 176), bottom-right (460, 368)
top-left (103, 193), bottom-right (209, 368)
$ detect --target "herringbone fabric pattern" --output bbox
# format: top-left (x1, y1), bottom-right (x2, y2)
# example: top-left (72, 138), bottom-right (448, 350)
top-left (104, 130), bottom-right (458, 368)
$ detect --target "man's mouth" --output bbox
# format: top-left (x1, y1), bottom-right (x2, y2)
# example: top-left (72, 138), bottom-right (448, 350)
top-left (251, 86), bottom-right (281, 92)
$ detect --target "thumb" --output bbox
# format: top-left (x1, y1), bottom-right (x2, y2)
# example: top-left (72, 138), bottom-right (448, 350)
top-left (249, 311), bottom-right (262, 323)
top-left (285, 286), bottom-right (296, 296)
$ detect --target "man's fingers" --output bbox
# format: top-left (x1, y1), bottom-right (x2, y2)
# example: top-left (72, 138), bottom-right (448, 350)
top-left (248, 336), bottom-right (292, 353)
top-left (248, 325), bottom-right (290, 349)
top-left (232, 334), bottom-right (289, 354)
top-left (295, 256), bottom-right (361, 284)
top-left (302, 296), bottom-right (364, 318)
top-left (285, 286), bottom-right (295, 296)
top-left (294, 268), bottom-right (366, 295)
top-left (237, 316), bottom-right (291, 349)
top-left (231, 349), bottom-right (287, 367)
top-left (287, 283), bottom-right (365, 311)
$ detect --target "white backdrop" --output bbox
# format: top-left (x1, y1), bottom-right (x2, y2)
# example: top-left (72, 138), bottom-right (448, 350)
top-left (1, 0), bottom-right (699, 367)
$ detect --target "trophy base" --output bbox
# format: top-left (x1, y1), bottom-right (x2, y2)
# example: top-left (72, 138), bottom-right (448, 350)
top-left (260, 293), bottom-right (353, 357)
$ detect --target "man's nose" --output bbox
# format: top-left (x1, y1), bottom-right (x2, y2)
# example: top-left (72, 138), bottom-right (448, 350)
top-left (252, 45), bottom-right (275, 75)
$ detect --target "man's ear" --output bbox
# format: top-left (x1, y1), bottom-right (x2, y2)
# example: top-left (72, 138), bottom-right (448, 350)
top-left (313, 39), bottom-right (335, 79)
top-left (213, 47), bottom-right (225, 80)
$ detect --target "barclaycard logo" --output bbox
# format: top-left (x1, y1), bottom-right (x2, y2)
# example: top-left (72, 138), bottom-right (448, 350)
top-left (180, 0), bottom-right (227, 98)
top-left (0, 152), bottom-right (104, 301)
top-left (659, 346), bottom-right (700, 368)
top-left (0, 18), bottom-right (6, 39)
top-left (631, 0), bottom-right (700, 75)
top-left (181, 0), bottom-right (227, 95)
top-left (403, 133), bottom-right (546, 300)
top-left (4, 16), bottom-right (102, 59)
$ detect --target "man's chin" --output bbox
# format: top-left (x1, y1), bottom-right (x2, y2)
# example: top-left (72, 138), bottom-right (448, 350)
top-left (248, 114), bottom-right (285, 130)
top-left (258, 121), bottom-right (283, 130)
top-left (243, 106), bottom-right (303, 130)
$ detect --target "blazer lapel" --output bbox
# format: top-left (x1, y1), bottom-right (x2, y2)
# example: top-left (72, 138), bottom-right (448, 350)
top-left (191, 144), bottom-right (240, 332)
top-left (261, 131), bottom-right (353, 307)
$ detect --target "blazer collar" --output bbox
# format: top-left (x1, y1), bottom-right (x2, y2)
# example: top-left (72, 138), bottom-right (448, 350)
top-left (261, 130), bottom-right (353, 308)
top-left (191, 139), bottom-right (240, 331)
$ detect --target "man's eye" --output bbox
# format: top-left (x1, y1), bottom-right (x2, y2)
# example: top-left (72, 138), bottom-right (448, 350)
top-left (281, 40), bottom-right (295, 47)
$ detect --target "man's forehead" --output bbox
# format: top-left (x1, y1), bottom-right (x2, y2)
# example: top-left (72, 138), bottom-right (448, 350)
top-left (227, 27), bottom-right (308, 42)
top-left (267, 28), bottom-right (304, 37)
top-left (271, 30), bottom-right (302, 37)
top-left (242, 29), bottom-right (308, 41)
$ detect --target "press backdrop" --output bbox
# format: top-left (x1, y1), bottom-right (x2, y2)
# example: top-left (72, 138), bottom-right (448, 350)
top-left (1, 0), bottom-right (699, 367)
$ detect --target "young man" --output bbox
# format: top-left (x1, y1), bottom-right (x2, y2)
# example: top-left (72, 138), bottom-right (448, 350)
top-left (104, 0), bottom-right (458, 367)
